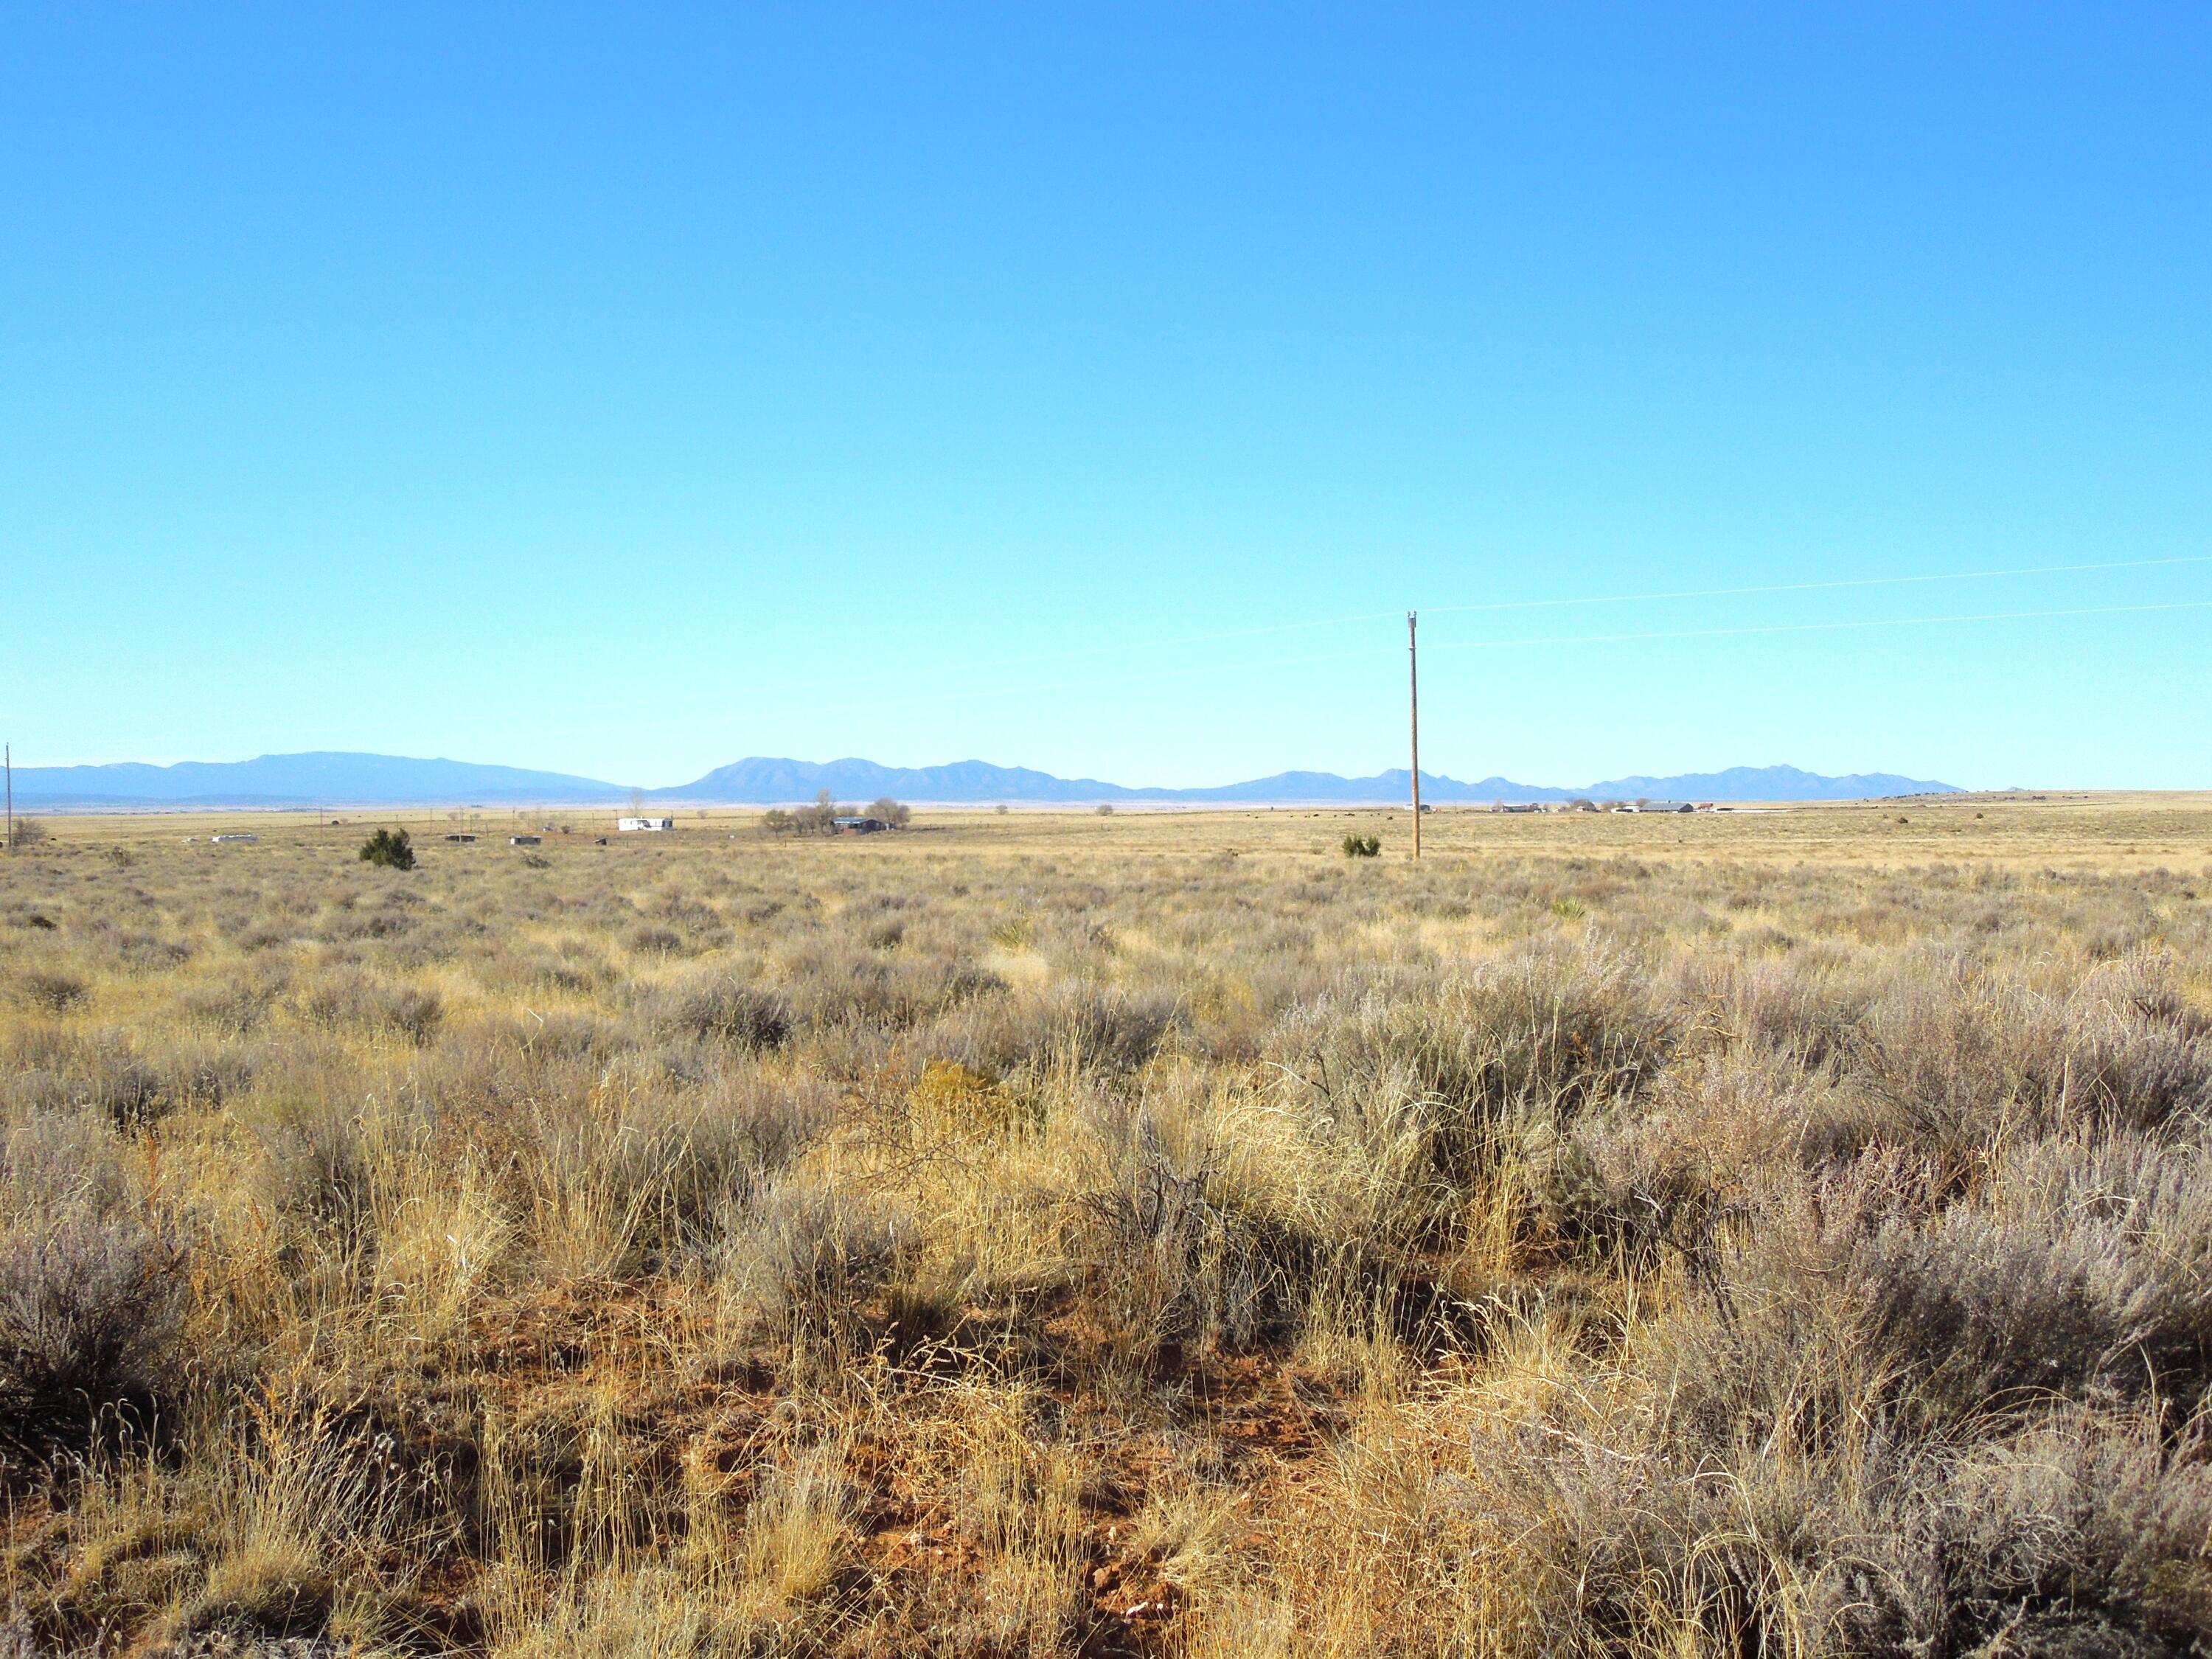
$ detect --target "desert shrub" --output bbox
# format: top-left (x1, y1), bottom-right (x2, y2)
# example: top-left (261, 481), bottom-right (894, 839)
top-left (1455, 1228), bottom-right (2212, 1659)
top-left (381, 986), bottom-right (443, 1046)
top-left (1840, 955), bottom-right (2212, 1175)
top-left (1045, 984), bottom-right (1180, 1071)
top-left (722, 1175), bottom-right (912, 1363)
top-left (645, 891), bottom-right (728, 943)
top-left (526, 1079), bottom-right (835, 1281)
top-left (2054, 953), bottom-right (2212, 1126)
top-left (0, 1203), bottom-right (187, 1450)
top-left (695, 1070), bottom-right (841, 1178)
top-left (655, 973), bottom-right (792, 1051)
top-left (1275, 941), bottom-right (1676, 1189)
top-left (251, 1098), bottom-right (379, 1245)
top-left (461, 1007), bottom-right (614, 1064)
top-left (295, 969), bottom-right (442, 1044)
top-left (655, 1071), bottom-right (831, 1183)
top-left (15, 970), bottom-right (87, 1013)
top-left (1075, 1099), bottom-right (1297, 1360)
top-left (177, 969), bottom-right (291, 1037)
top-left (356, 829), bottom-right (414, 870)
top-left (921, 982), bottom-right (1174, 1079)
top-left (1535, 1048), bottom-right (1821, 1263)
top-left (10, 1032), bottom-right (257, 1127)
top-left (1341, 834), bottom-right (1380, 858)
top-left (103, 928), bottom-right (198, 970)
top-left (7, 818), bottom-right (49, 849)
top-left (1442, 1355), bottom-right (2212, 1658)
top-left (619, 922), bottom-right (684, 956)
top-left (1640, 1129), bottom-right (2212, 1467)
top-left (1924, 1405), bottom-right (2212, 1656)
top-left (1697, 953), bottom-right (1866, 1069)
top-left (0, 1102), bottom-right (127, 1200)
top-left (781, 944), bottom-right (1004, 1035)
top-left (1860, 1134), bottom-right (2212, 1421)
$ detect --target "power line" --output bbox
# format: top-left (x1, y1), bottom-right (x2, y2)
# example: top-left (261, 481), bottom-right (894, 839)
top-left (769, 597), bottom-right (2212, 720)
top-left (517, 552), bottom-right (2212, 726)
top-left (1420, 553), bottom-right (2212, 619)
top-left (1425, 598), bottom-right (2212, 654)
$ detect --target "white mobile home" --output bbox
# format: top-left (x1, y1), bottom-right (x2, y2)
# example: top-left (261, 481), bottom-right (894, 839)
top-left (617, 816), bottom-right (675, 832)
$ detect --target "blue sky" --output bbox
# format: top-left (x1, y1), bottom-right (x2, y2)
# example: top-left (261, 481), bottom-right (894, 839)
top-left (5, 4), bottom-right (2208, 790)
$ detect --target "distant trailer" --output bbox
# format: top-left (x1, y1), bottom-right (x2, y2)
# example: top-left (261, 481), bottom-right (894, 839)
top-left (617, 816), bottom-right (675, 832)
top-left (209, 833), bottom-right (259, 844)
top-left (445, 833), bottom-right (476, 843)
top-left (831, 816), bottom-right (889, 835)
top-left (510, 835), bottom-right (542, 846)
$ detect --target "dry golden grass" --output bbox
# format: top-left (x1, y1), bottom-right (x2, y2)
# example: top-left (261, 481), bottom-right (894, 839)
top-left (2, 797), bottom-right (2211, 1656)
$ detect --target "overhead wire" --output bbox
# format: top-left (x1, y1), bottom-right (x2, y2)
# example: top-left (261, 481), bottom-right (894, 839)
top-left (1425, 598), bottom-right (2212, 653)
top-left (1419, 553), bottom-right (2212, 617)
top-left (594, 552), bottom-right (2212, 718)
top-left (776, 597), bottom-right (2212, 720)
top-left (430, 551), bottom-right (2209, 742)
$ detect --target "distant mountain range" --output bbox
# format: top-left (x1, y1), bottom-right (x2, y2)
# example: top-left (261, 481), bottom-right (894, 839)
top-left (12, 753), bottom-right (626, 807)
top-left (10, 752), bottom-right (1962, 808)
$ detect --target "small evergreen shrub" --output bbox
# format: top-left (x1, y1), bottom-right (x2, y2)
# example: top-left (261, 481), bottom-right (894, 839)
top-left (1342, 834), bottom-right (1381, 858)
top-left (357, 829), bottom-right (414, 870)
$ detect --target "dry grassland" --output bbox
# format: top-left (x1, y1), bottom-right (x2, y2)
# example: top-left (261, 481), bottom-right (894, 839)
top-left (3, 796), bottom-right (2211, 1657)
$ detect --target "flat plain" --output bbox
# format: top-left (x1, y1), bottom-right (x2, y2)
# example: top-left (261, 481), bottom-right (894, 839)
top-left (4, 796), bottom-right (2211, 1657)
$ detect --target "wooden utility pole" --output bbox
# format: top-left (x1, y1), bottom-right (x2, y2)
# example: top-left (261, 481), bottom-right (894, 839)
top-left (1408, 612), bottom-right (1422, 860)
top-left (4, 744), bottom-right (11, 852)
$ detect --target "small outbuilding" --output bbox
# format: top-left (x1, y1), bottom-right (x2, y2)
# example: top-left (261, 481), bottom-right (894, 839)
top-left (510, 835), bottom-right (542, 846)
top-left (831, 816), bottom-right (889, 835)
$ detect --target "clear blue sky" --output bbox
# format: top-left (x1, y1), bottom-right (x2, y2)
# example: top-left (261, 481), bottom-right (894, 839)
top-left (5, 4), bottom-right (2208, 790)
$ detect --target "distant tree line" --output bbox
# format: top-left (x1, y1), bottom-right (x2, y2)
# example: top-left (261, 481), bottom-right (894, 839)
top-left (760, 791), bottom-right (911, 837)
